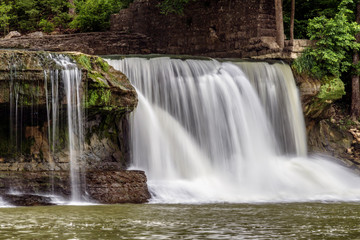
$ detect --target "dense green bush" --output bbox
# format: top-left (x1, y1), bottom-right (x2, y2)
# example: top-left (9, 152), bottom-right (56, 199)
top-left (0, 2), bottom-right (12, 35)
top-left (283, 0), bottom-right (344, 39)
top-left (70, 0), bottom-right (124, 32)
top-left (0, 0), bottom-right (133, 35)
top-left (293, 0), bottom-right (360, 102)
top-left (293, 0), bottom-right (360, 79)
top-left (39, 19), bottom-right (55, 33)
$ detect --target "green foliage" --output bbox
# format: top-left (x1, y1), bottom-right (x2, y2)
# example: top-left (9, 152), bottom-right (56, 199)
top-left (0, 0), bottom-right (72, 33)
top-left (70, 0), bottom-right (129, 32)
top-left (75, 54), bottom-right (92, 70)
top-left (0, 0), bottom-right (133, 34)
top-left (39, 19), bottom-right (54, 33)
top-left (283, 0), bottom-right (343, 39)
top-left (317, 77), bottom-right (346, 99)
top-left (0, 2), bottom-right (12, 35)
top-left (294, 0), bottom-right (360, 81)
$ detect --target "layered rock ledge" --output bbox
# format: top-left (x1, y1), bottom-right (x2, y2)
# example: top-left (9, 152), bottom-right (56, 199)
top-left (0, 50), bottom-right (150, 204)
top-left (0, 32), bottom-right (151, 55)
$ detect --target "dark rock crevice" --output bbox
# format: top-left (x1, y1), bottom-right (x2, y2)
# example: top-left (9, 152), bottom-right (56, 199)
top-left (0, 50), bottom-right (150, 205)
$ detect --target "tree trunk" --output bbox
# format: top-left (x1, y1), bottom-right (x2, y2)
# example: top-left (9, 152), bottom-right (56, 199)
top-left (69, 0), bottom-right (75, 16)
top-left (275, 0), bottom-right (285, 49)
top-left (351, 1), bottom-right (360, 120)
top-left (290, 0), bottom-right (295, 45)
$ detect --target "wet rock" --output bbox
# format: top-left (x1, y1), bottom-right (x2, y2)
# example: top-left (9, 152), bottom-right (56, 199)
top-left (2, 194), bottom-right (54, 206)
top-left (0, 170), bottom-right (151, 204)
top-left (0, 50), bottom-right (143, 204)
top-left (86, 170), bottom-right (151, 204)
top-left (308, 120), bottom-right (352, 156)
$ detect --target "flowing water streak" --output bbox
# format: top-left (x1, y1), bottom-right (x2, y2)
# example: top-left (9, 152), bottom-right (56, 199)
top-left (236, 62), bottom-right (307, 156)
top-left (48, 55), bottom-right (84, 202)
top-left (9, 63), bottom-right (19, 151)
top-left (107, 57), bottom-right (360, 203)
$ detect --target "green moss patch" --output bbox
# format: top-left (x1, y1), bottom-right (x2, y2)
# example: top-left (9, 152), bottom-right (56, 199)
top-left (317, 77), bottom-right (345, 100)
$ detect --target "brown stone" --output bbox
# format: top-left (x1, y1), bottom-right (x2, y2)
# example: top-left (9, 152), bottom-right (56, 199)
top-left (0, 170), bottom-right (151, 204)
top-left (2, 194), bottom-right (55, 206)
top-left (86, 170), bottom-right (151, 204)
top-left (0, 0), bottom-right (282, 58)
top-left (0, 50), bottom-right (147, 205)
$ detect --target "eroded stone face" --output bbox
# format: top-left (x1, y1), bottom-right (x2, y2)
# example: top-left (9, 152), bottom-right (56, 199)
top-left (0, 50), bottom-right (149, 204)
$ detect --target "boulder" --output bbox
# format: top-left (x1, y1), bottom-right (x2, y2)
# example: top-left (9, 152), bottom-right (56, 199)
top-left (4, 31), bottom-right (21, 39)
top-left (26, 31), bottom-right (45, 38)
top-left (0, 50), bottom-right (150, 204)
top-left (86, 170), bottom-right (151, 204)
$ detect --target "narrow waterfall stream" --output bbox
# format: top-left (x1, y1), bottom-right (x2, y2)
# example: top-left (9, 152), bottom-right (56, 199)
top-left (9, 54), bottom-right (84, 202)
top-left (48, 55), bottom-right (84, 202)
top-left (107, 57), bottom-right (360, 203)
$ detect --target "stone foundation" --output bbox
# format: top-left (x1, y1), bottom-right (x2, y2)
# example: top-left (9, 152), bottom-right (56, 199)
top-left (0, 0), bottom-right (284, 58)
top-left (111, 0), bottom-right (280, 58)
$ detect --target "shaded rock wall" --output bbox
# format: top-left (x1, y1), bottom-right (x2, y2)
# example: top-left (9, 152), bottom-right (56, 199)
top-left (0, 0), bottom-right (281, 58)
top-left (0, 50), bottom-right (150, 204)
top-left (111, 0), bottom-right (279, 58)
top-left (294, 71), bottom-right (360, 170)
top-left (0, 170), bottom-right (150, 204)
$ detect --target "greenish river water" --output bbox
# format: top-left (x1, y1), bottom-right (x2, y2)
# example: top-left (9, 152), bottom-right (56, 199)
top-left (0, 203), bottom-right (360, 239)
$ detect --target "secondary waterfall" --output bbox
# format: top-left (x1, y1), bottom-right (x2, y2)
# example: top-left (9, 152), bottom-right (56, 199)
top-left (48, 55), bottom-right (84, 202)
top-left (107, 57), bottom-right (360, 203)
top-left (9, 54), bottom-right (84, 202)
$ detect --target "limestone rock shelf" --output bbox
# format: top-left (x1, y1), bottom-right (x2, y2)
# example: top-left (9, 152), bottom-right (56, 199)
top-left (0, 50), bottom-right (150, 205)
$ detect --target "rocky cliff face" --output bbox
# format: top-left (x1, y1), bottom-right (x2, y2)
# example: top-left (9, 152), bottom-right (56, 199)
top-left (294, 71), bottom-right (360, 170)
top-left (0, 32), bottom-right (152, 56)
top-left (110, 0), bottom-right (280, 58)
top-left (0, 0), bottom-right (282, 58)
top-left (0, 50), bottom-right (150, 204)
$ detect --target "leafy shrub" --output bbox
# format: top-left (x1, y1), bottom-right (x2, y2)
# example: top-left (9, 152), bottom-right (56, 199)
top-left (70, 0), bottom-right (126, 32)
top-left (0, 2), bottom-right (12, 35)
top-left (294, 0), bottom-right (360, 79)
top-left (39, 19), bottom-right (54, 33)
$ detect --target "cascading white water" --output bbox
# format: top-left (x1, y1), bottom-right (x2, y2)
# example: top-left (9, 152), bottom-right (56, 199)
top-left (107, 57), bottom-right (360, 203)
top-left (237, 62), bottom-right (307, 156)
top-left (46, 55), bottom-right (84, 202)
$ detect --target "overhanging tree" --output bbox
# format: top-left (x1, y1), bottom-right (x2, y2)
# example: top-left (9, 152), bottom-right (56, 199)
top-left (293, 0), bottom-right (360, 114)
top-left (275, 0), bottom-right (285, 48)
top-left (290, 0), bottom-right (295, 44)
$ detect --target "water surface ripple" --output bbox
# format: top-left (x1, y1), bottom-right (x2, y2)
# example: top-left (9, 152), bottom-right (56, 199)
top-left (0, 203), bottom-right (359, 239)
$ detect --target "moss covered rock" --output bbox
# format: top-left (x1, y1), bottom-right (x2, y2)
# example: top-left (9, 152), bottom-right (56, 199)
top-left (70, 53), bottom-right (137, 111)
top-left (0, 50), bottom-right (144, 203)
top-left (294, 71), bottom-right (345, 120)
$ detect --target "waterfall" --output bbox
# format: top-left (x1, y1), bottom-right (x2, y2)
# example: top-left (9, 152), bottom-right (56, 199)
top-left (9, 54), bottom-right (84, 201)
top-left (47, 55), bottom-right (84, 202)
top-left (107, 57), bottom-right (360, 203)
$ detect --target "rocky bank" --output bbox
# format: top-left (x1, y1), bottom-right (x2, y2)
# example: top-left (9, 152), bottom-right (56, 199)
top-left (0, 50), bottom-right (150, 205)
top-left (294, 70), bottom-right (360, 171)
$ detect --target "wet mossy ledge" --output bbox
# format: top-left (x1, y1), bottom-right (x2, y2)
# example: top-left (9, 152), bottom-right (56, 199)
top-left (293, 69), bottom-right (360, 171)
top-left (0, 50), bottom-right (150, 205)
top-left (0, 50), bottom-right (138, 111)
top-left (71, 52), bottom-right (137, 111)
